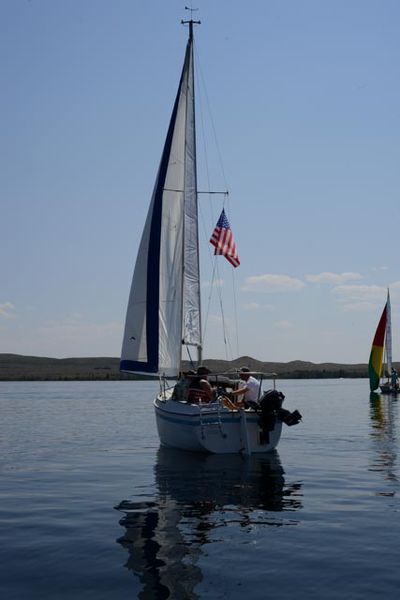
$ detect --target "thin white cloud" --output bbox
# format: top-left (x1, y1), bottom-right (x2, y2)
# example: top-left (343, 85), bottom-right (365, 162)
top-left (332, 284), bottom-right (386, 304)
top-left (306, 271), bottom-right (363, 285)
top-left (208, 314), bottom-right (223, 323)
top-left (207, 314), bottom-right (233, 326)
top-left (242, 302), bottom-right (274, 311)
top-left (38, 319), bottom-right (123, 343)
top-left (68, 312), bottom-right (84, 321)
top-left (341, 302), bottom-right (379, 312)
top-left (0, 302), bottom-right (16, 319)
top-left (274, 320), bottom-right (293, 330)
top-left (371, 266), bottom-right (389, 271)
top-left (202, 279), bottom-right (224, 288)
top-left (241, 274), bottom-right (305, 293)
top-left (243, 302), bottom-right (261, 310)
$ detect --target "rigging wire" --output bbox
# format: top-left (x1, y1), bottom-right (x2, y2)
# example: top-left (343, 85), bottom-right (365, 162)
top-left (203, 255), bottom-right (232, 361)
top-left (231, 266), bottom-right (240, 358)
top-left (194, 40), bottom-right (229, 194)
top-left (193, 38), bottom-right (239, 361)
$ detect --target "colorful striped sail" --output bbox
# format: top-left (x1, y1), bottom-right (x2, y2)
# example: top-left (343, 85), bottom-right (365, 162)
top-left (368, 302), bottom-right (387, 391)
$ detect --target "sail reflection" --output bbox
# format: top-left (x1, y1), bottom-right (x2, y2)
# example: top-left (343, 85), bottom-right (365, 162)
top-left (369, 392), bottom-right (398, 484)
top-left (115, 448), bottom-right (302, 598)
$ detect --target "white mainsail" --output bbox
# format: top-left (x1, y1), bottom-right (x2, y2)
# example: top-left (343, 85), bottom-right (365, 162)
top-left (120, 28), bottom-right (201, 376)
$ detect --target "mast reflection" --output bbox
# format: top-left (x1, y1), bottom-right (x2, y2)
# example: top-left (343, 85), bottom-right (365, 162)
top-left (369, 392), bottom-right (398, 484)
top-left (115, 448), bottom-right (302, 598)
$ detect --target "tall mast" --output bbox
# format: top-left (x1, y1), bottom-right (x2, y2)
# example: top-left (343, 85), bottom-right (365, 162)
top-left (181, 6), bottom-right (201, 39)
top-left (386, 288), bottom-right (392, 377)
top-left (181, 10), bottom-right (202, 369)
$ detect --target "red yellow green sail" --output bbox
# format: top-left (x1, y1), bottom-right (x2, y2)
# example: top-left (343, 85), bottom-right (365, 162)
top-left (368, 303), bottom-right (387, 391)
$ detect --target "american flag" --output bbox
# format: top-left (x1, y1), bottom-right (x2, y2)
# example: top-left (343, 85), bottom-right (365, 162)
top-left (209, 209), bottom-right (240, 268)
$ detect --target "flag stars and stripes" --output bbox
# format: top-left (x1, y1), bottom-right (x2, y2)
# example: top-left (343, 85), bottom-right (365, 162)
top-left (210, 209), bottom-right (240, 268)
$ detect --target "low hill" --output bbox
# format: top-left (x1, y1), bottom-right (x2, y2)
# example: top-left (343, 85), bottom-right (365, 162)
top-left (182, 356), bottom-right (371, 379)
top-left (0, 354), bottom-right (133, 381)
top-left (0, 353), bottom-right (387, 381)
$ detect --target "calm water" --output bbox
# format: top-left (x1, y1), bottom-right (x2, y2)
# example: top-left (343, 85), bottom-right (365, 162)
top-left (0, 379), bottom-right (399, 599)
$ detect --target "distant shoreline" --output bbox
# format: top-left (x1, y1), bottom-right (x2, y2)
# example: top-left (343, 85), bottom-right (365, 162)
top-left (0, 353), bottom-right (385, 382)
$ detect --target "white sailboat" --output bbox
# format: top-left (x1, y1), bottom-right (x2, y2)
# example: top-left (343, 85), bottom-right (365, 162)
top-left (377, 291), bottom-right (399, 395)
top-left (120, 18), bottom-right (300, 454)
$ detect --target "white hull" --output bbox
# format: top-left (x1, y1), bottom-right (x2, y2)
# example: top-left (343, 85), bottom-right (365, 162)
top-left (154, 395), bottom-right (282, 454)
top-left (380, 383), bottom-right (400, 395)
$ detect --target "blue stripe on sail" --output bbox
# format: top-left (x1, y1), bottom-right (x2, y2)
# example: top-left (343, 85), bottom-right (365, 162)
top-left (120, 359), bottom-right (158, 374)
top-left (144, 39), bottom-right (192, 374)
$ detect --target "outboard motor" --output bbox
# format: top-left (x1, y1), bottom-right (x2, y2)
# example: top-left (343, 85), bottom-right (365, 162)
top-left (257, 389), bottom-right (302, 444)
top-left (280, 409), bottom-right (302, 426)
top-left (256, 389), bottom-right (285, 443)
top-left (259, 389), bottom-right (285, 412)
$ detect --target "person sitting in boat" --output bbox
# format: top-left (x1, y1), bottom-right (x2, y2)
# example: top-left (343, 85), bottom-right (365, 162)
top-left (187, 366), bottom-right (214, 404)
top-left (391, 368), bottom-right (399, 389)
top-left (172, 370), bottom-right (195, 402)
top-left (229, 367), bottom-right (261, 408)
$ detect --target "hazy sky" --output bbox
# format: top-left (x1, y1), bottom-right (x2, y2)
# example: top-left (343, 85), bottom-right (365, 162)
top-left (2, 0), bottom-right (400, 363)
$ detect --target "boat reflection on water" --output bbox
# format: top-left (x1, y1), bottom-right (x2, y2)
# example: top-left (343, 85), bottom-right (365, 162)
top-left (115, 448), bottom-right (302, 598)
top-left (369, 392), bottom-right (398, 484)
top-left (154, 447), bottom-right (302, 517)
